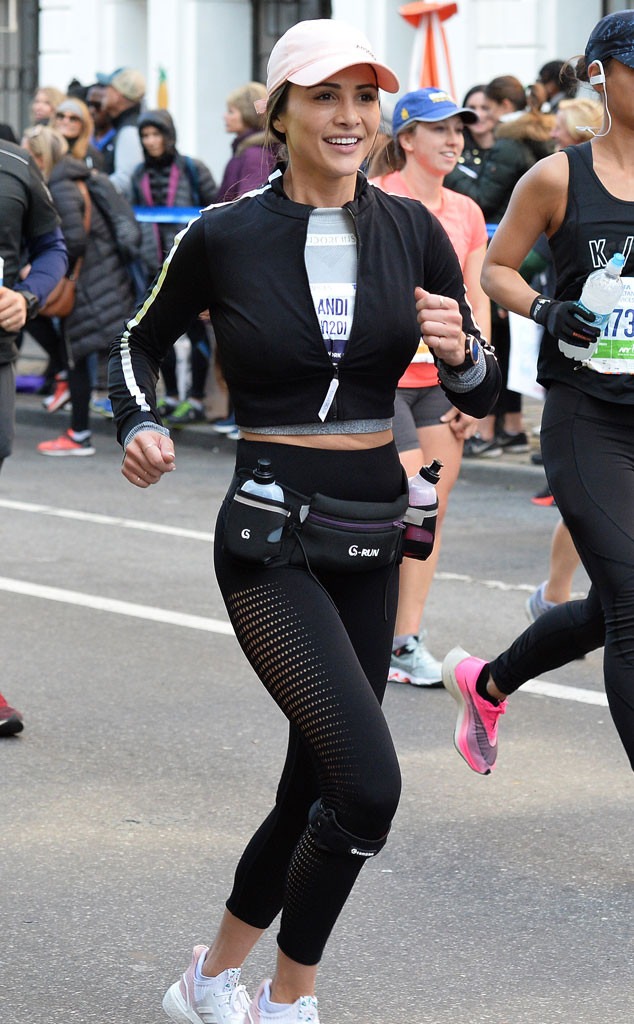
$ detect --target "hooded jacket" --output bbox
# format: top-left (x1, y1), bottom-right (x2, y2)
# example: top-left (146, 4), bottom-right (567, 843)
top-left (445, 111), bottom-right (555, 223)
top-left (131, 109), bottom-right (217, 277)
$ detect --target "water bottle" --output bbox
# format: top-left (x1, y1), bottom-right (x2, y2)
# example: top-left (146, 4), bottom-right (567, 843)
top-left (242, 458), bottom-right (285, 542)
top-left (559, 252), bottom-right (626, 360)
top-left (402, 459), bottom-right (443, 560)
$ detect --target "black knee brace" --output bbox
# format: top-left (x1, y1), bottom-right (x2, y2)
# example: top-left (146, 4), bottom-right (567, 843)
top-left (308, 799), bottom-right (389, 859)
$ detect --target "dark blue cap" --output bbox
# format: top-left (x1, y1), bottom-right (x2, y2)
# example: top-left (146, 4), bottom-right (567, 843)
top-left (585, 11), bottom-right (634, 70)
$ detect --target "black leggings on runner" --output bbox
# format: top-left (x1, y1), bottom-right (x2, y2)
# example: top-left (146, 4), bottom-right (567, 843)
top-left (490, 383), bottom-right (634, 770)
top-left (214, 440), bottom-right (403, 965)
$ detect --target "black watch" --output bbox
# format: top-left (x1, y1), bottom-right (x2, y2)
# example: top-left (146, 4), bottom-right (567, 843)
top-left (454, 333), bottom-right (481, 372)
top-left (17, 290), bottom-right (39, 320)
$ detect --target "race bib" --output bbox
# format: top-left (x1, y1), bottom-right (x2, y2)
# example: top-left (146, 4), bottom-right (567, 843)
top-left (310, 282), bottom-right (356, 361)
top-left (587, 276), bottom-right (634, 374)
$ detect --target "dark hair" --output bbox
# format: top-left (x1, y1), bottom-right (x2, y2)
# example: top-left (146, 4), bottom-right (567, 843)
top-left (462, 83), bottom-right (488, 106)
top-left (562, 53), bottom-right (612, 85)
top-left (264, 82), bottom-right (291, 146)
top-left (485, 75), bottom-right (527, 111)
top-left (538, 60), bottom-right (564, 85)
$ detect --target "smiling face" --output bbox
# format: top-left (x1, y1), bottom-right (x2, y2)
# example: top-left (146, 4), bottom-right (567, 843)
top-left (399, 115), bottom-right (465, 177)
top-left (273, 65), bottom-right (381, 203)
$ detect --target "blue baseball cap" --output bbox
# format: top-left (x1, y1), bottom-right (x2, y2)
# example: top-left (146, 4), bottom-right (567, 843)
top-left (392, 87), bottom-right (478, 137)
top-left (586, 11), bottom-right (634, 70)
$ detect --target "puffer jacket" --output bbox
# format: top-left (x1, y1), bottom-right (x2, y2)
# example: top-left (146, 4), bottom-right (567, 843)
top-left (445, 111), bottom-right (555, 223)
top-left (47, 155), bottom-right (135, 361)
top-left (131, 155), bottom-right (217, 276)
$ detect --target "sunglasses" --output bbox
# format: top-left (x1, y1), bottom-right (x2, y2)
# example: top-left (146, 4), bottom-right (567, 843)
top-left (55, 113), bottom-right (82, 124)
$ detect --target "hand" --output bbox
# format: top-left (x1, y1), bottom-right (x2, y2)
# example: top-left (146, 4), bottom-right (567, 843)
top-left (440, 408), bottom-right (477, 440)
top-left (530, 295), bottom-right (600, 347)
top-left (415, 287), bottom-right (465, 366)
top-left (0, 287), bottom-right (28, 332)
top-left (122, 430), bottom-right (176, 488)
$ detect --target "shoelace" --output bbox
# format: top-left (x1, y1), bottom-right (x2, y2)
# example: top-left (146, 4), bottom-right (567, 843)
top-left (218, 982), bottom-right (251, 1020)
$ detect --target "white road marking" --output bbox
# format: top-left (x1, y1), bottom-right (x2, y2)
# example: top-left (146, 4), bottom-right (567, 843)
top-left (0, 501), bottom-right (607, 705)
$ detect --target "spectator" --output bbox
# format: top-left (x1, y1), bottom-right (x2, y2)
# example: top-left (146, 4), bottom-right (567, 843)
top-left (22, 125), bottom-right (136, 457)
top-left (30, 85), bottom-right (65, 126)
top-left (96, 66), bottom-right (146, 197)
top-left (215, 81), bottom-right (278, 202)
top-left (131, 108), bottom-right (217, 425)
top-left (86, 83), bottom-right (116, 165)
top-left (536, 59), bottom-right (578, 112)
top-left (53, 96), bottom-right (104, 169)
top-left (0, 133), bottom-right (68, 735)
top-left (458, 84), bottom-right (496, 178)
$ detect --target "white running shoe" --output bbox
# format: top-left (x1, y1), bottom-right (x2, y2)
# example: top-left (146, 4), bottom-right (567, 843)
top-left (246, 980), bottom-right (319, 1023)
top-left (162, 945), bottom-right (251, 1024)
top-left (388, 633), bottom-right (443, 687)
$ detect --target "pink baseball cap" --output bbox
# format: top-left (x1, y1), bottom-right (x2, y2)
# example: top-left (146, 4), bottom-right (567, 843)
top-left (254, 19), bottom-right (399, 114)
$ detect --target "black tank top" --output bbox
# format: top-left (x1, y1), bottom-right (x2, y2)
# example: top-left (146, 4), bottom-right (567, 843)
top-left (537, 141), bottom-right (634, 402)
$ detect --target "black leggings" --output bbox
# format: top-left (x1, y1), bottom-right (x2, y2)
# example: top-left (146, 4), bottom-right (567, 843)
top-left (214, 441), bottom-right (403, 964)
top-left (490, 383), bottom-right (634, 770)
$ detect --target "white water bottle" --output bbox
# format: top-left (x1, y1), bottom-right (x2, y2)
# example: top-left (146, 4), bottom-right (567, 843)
top-left (402, 459), bottom-right (443, 560)
top-left (242, 458), bottom-right (285, 541)
top-left (559, 252), bottom-right (625, 360)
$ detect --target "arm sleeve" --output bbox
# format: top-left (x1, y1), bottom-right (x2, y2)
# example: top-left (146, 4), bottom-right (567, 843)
top-left (194, 160), bottom-right (218, 206)
top-left (17, 228), bottom-right (68, 306)
top-left (108, 214), bottom-right (211, 444)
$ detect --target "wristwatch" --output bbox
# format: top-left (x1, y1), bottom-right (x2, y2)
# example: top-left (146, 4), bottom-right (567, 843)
top-left (454, 333), bottom-right (481, 372)
top-left (16, 290), bottom-right (39, 320)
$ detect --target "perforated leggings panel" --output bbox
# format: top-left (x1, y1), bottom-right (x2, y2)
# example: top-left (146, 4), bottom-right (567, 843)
top-left (214, 441), bottom-right (404, 964)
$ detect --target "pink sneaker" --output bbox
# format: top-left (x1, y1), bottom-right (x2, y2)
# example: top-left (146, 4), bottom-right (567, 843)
top-left (247, 981), bottom-right (319, 1023)
top-left (0, 691), bottom-right (23, 736)
top-left (162, 945), bottom-right (251, 1024)
top-left (442, 647), bottom-right (506, 774)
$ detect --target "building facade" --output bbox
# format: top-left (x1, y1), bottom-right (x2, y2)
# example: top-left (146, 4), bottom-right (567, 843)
top-left (1, 0), bottom-right (624, 179)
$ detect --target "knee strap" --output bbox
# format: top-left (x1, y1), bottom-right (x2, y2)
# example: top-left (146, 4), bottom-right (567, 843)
top-left (308, 799), bottom-right (389, 859)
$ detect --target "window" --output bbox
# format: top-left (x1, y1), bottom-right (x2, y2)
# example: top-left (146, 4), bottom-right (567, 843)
top-left (252, 0), bottom-right (332, 83)
top-left (0, 0), bottom-right (17, 33)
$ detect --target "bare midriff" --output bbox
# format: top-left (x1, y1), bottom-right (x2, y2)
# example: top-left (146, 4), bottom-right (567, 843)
top-left (240, 429), bottom-right (393, 450)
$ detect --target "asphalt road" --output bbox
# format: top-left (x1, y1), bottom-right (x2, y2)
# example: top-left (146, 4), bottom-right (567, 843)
top-left (1, 397), bottom-right (632, 1024)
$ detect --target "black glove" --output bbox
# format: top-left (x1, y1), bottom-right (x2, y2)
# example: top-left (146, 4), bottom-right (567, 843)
top-left (530, 295), bottom-right (601, 348)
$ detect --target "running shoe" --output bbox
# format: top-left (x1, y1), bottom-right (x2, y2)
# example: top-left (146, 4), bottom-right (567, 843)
top-left (0, 692), bottom-right (24, 736)
top-left (388, 634), bottom-right (443, 688)
top-left (442, 646), bottom-right (506, 775)
top-left (463, 434), bottom-right (502, 458)
top-left (525, 581), bottom-right (557, 623)
top-left (247, 981), bottom-right (319, 1023)
top-left (210, 413), bottom-right (236, 434)
top-left (42, 375), bottom-right (71, 413)
top-left (495, 429), bottom-right (531, 453)
top-left (37, 430), bottom-right (95, 456)
top-left (167, 400), bottom-right (207, 428)
top-left (162, 945), bottom-right (251, 1024)
top-left (531, 486), bottom-right (556, 507)
top-left (89, 395), bottom-right (113, 419)
top-left (157, 397), bottom-right (179, 420)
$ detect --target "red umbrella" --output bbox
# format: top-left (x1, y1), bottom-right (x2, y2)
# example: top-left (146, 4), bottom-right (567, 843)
top-left (399, 1), bottom-right (459, 94)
